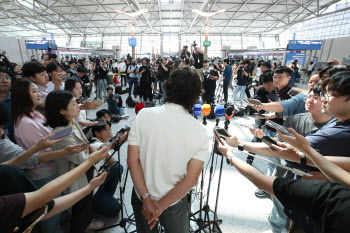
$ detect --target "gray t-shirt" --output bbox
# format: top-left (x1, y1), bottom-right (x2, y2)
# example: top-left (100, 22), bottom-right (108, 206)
top-left (281, 112), bottom-right (332, 170)
top-left (0, 139), bottom-right (39, 169)
top-left (283, 112), bottom-right (330, 136)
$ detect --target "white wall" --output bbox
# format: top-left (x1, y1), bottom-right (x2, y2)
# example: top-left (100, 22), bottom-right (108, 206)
top-left (314, 37), bottom-right (350, 64)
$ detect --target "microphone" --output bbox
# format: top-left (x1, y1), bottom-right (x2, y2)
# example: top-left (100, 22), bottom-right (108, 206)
top-left (214, 105), bottom-right (225, 126)
top-left (225, 105), bottom-right (235, 121)
top-left (135, 103), bottom-right (145, 115)
top-left (193, 104), bottom-right (202, 118)
top-left (202, 104), bottom-right (211, 125)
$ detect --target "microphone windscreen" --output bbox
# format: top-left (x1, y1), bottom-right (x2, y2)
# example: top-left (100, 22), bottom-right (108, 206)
top-left (226, 105), bottom-right (234, 116)
top-left (214, 105), bottom-right (225, 118)
top-left (202, 104), bottom-right (211, 116)
top-left (135, 103), bottom-right (145, 115)
top-left (193, 104), bottom-right (202, 117)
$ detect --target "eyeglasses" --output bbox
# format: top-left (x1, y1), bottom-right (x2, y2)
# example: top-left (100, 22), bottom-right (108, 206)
top-left (320, 92), bottom-right (331, 102)
top-left (0, 76), bottom-right (10, 81)
top-left (304, 95), bottom-right (321, 102)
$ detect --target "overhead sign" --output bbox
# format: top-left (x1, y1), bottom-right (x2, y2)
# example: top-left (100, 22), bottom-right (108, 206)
top-left (25, 40), bottom-right (57, 50)
top-left (128, 38), bottom-right (137, 46)
top-left (203, 41), bottom-right (211, 47)
top-left (59, 50), bottom-right (92, 55)
top-left (288, 40), bottom-right (323, 50)
top-left (285, 52), bottom-right (306, 65)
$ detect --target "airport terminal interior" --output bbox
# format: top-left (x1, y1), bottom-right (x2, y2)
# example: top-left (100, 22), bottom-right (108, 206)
top-left (1, 0), bottom-right (350, 233)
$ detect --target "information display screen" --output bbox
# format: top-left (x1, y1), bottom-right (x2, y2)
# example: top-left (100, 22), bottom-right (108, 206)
top-left (25, 40), bottom-right (57, 50)
top-left (288, 40), bottom-right (323, 50)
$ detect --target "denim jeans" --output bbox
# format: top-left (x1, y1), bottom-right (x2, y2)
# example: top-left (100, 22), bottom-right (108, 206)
top-left (128, 78), bottom-right (138, 96)
top-left (96, 79), bottom-right (107, 100)
top-left (264, 129), bottom-right (279, 176)
top-left (92, 163), bottom-right (124, 217)
top-left (131, 189), bottom-right (190, 233)
top-left (161, 82), bottom-right (167, 101)
top-left (32, 173), bottom-right (63, 233)
top-left (234, 85), bottom-right (246, 104)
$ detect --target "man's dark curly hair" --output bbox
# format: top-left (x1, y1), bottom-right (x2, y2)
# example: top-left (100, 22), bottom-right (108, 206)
top-left (163, 67), bottom-right (201, 111)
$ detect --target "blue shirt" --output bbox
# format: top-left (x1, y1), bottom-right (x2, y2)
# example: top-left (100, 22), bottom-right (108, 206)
top-left (223, 65), bottom-right (232, 82)
top-left (1, 92), bottom-right (14, 142)
top-left (276, 94), bottom-right (307, 118)
top-left (306, 118), bottom-right (350, 157)
top-left (107, 94), bottom-right (121, 114)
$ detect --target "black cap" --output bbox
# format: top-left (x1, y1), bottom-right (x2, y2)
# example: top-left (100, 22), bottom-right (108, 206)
top-left (261, 62), bottom-right (272, 69)
top-left (77, 66), bottom-right (86, 73)
top-left (68, 60), bottom-right (76, 65)
top-left (203, 60), bottom-right (208, 63)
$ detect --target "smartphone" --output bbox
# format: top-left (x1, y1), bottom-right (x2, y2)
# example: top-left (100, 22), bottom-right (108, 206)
top-left (93, 98), bottom-right (104, 105)
top-left (213, 129), bottom-right (224, 145)
top-left (262, 136), bottom-right (278, 150)
top-left (243, 99), bottom-right (262, 106)
top-left (215, 128), bottom-right (230, 137)
top-left (97, 120), bottom-right (107, 126)
top-left (80, 141), bottom-right (94, 147)
top-left (240, 124), bottom-right (255, 130)
top-left (104, 135), bottom-right (120, 147)
top-left (59, 73), bottom-right (70, 81)
top-left (265, 120), bottom-right (293, 136)
top-left (288, 89), bottom-right (299, 97)
top-left (49, 127), bottom-right (72, 141)
top-left (76, 96), bottom-right (88, 104)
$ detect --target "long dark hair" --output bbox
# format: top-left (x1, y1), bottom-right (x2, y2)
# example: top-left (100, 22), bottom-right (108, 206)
top-left (44, 90), bottom-right (74, 128)
top-left (64, 78), bottom-right (80, 93)
top-left (11, 79), bottom-right (36, 126)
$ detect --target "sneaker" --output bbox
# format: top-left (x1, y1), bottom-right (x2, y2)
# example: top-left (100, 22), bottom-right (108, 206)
top-left (86, 219), bottom-right (104, 231)
top-left (255, 189), bottom-right (269, 199)
top-left (121, 115), bottom-right (129, 119)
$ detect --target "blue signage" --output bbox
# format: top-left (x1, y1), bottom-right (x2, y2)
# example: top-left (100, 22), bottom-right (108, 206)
top-left (285, 52), bottom-right (306, 65)
top-left (128, 38), bottom-right (137, 46)
top-left (25, 40), bottom-right (57, 50)
top-left (288, 40), bottom-right (323, 50)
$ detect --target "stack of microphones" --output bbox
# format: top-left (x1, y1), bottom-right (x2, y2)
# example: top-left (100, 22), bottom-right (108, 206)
top-left (191, 104), bottom-right (234, 126)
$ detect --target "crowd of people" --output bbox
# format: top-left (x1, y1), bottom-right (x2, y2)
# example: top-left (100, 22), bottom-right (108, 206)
top-left (0, 43), bottom-right (350, 233)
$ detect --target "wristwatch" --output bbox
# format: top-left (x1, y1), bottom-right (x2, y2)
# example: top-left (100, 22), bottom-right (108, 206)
top-left (226, 153), bottom-right (234, 166)
top-left (301, 153), bottom-right (307, 167)
top-left (238, 144), bottom-right (244, 151)
top-left (140, 192), bottom-right (150, 201)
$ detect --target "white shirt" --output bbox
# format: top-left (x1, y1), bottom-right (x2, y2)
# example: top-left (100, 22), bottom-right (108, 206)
top-left (255, 67), bottom-right (262, 80)
top-left (47, 81), bottom-right (65, 93)
top-left (128, 103), bottom-right (209, 204)
top-left (119, 62), bottom-right (126, 72)
top-left (308, 64), bottom-right (314, 71)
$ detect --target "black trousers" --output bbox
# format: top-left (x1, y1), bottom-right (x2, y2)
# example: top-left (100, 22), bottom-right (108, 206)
top-left (140, 77), bottom-right (153, 101)
top-left (121, 73), bottom-right (127, 87)
top-left (71, 192), bottom-right (93, 233)
top-left (223, 81), bottom-right (229, 102)
top-left (203, 84), bottom-right (216, 104)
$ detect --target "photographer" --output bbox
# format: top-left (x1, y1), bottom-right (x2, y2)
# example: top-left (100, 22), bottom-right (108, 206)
top-left (202, 61), bottom-right (219, 104)
top-left (104, 87), bottom-right (125, 116)
top-left (139, 58), bottom-right (154, 103)
top-left (178, 45), bottom-right (190, 65)
top-left (77, 66), bottom-right (92, 98)
top-left (191, 42), bottom-right (204, 81)
top-left (93, 59), bottom-right (108, 100)
top-left (127, 59), bottom-right (139, 98)
top-left (158, 58), bottom-right (170, 101)
top-left (233, 65), bottom-right (249, 105)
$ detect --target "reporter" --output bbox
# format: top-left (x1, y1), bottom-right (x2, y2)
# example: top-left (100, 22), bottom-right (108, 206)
top-left (65, 78), bottom-right (98, 127)
top-left (0, 147), bottom-right (109, 233)
top-left (45, 90), bottom-right (108, 232)
top-left (216, 138), bottom-right (350, 233)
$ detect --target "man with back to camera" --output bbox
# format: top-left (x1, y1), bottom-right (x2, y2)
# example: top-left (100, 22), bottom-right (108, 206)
top-left (202, 61), bottom-right (219, 104)
top-left (178, 45), bottom-right (191, 65)
top-left (191, 42), bottom-right (204, 81)
top-left (127, 67), bottom-right (209, 233)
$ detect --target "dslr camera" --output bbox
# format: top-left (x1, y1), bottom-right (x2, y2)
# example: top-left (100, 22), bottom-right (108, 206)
top-left (192, 41), bottom-right (197, 47)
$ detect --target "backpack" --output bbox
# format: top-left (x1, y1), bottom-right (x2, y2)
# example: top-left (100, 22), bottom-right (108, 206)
top-left (115, 86), bottom-right (122, 94)
top-left (235, 107), bottom-right (245, 117)
top-left (126, 96), bottom-right (138, 108)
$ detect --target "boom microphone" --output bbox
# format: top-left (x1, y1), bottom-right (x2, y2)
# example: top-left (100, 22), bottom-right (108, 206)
top-left (193, 104), bottom-right (202, 118)
top-left (202, 104), bottom-right (211, 125)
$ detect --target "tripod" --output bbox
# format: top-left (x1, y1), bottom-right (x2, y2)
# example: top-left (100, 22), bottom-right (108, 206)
top-left (97, 136), bottom-right (136, 233)
top-left (214, 80), bottom-right (224, 104)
